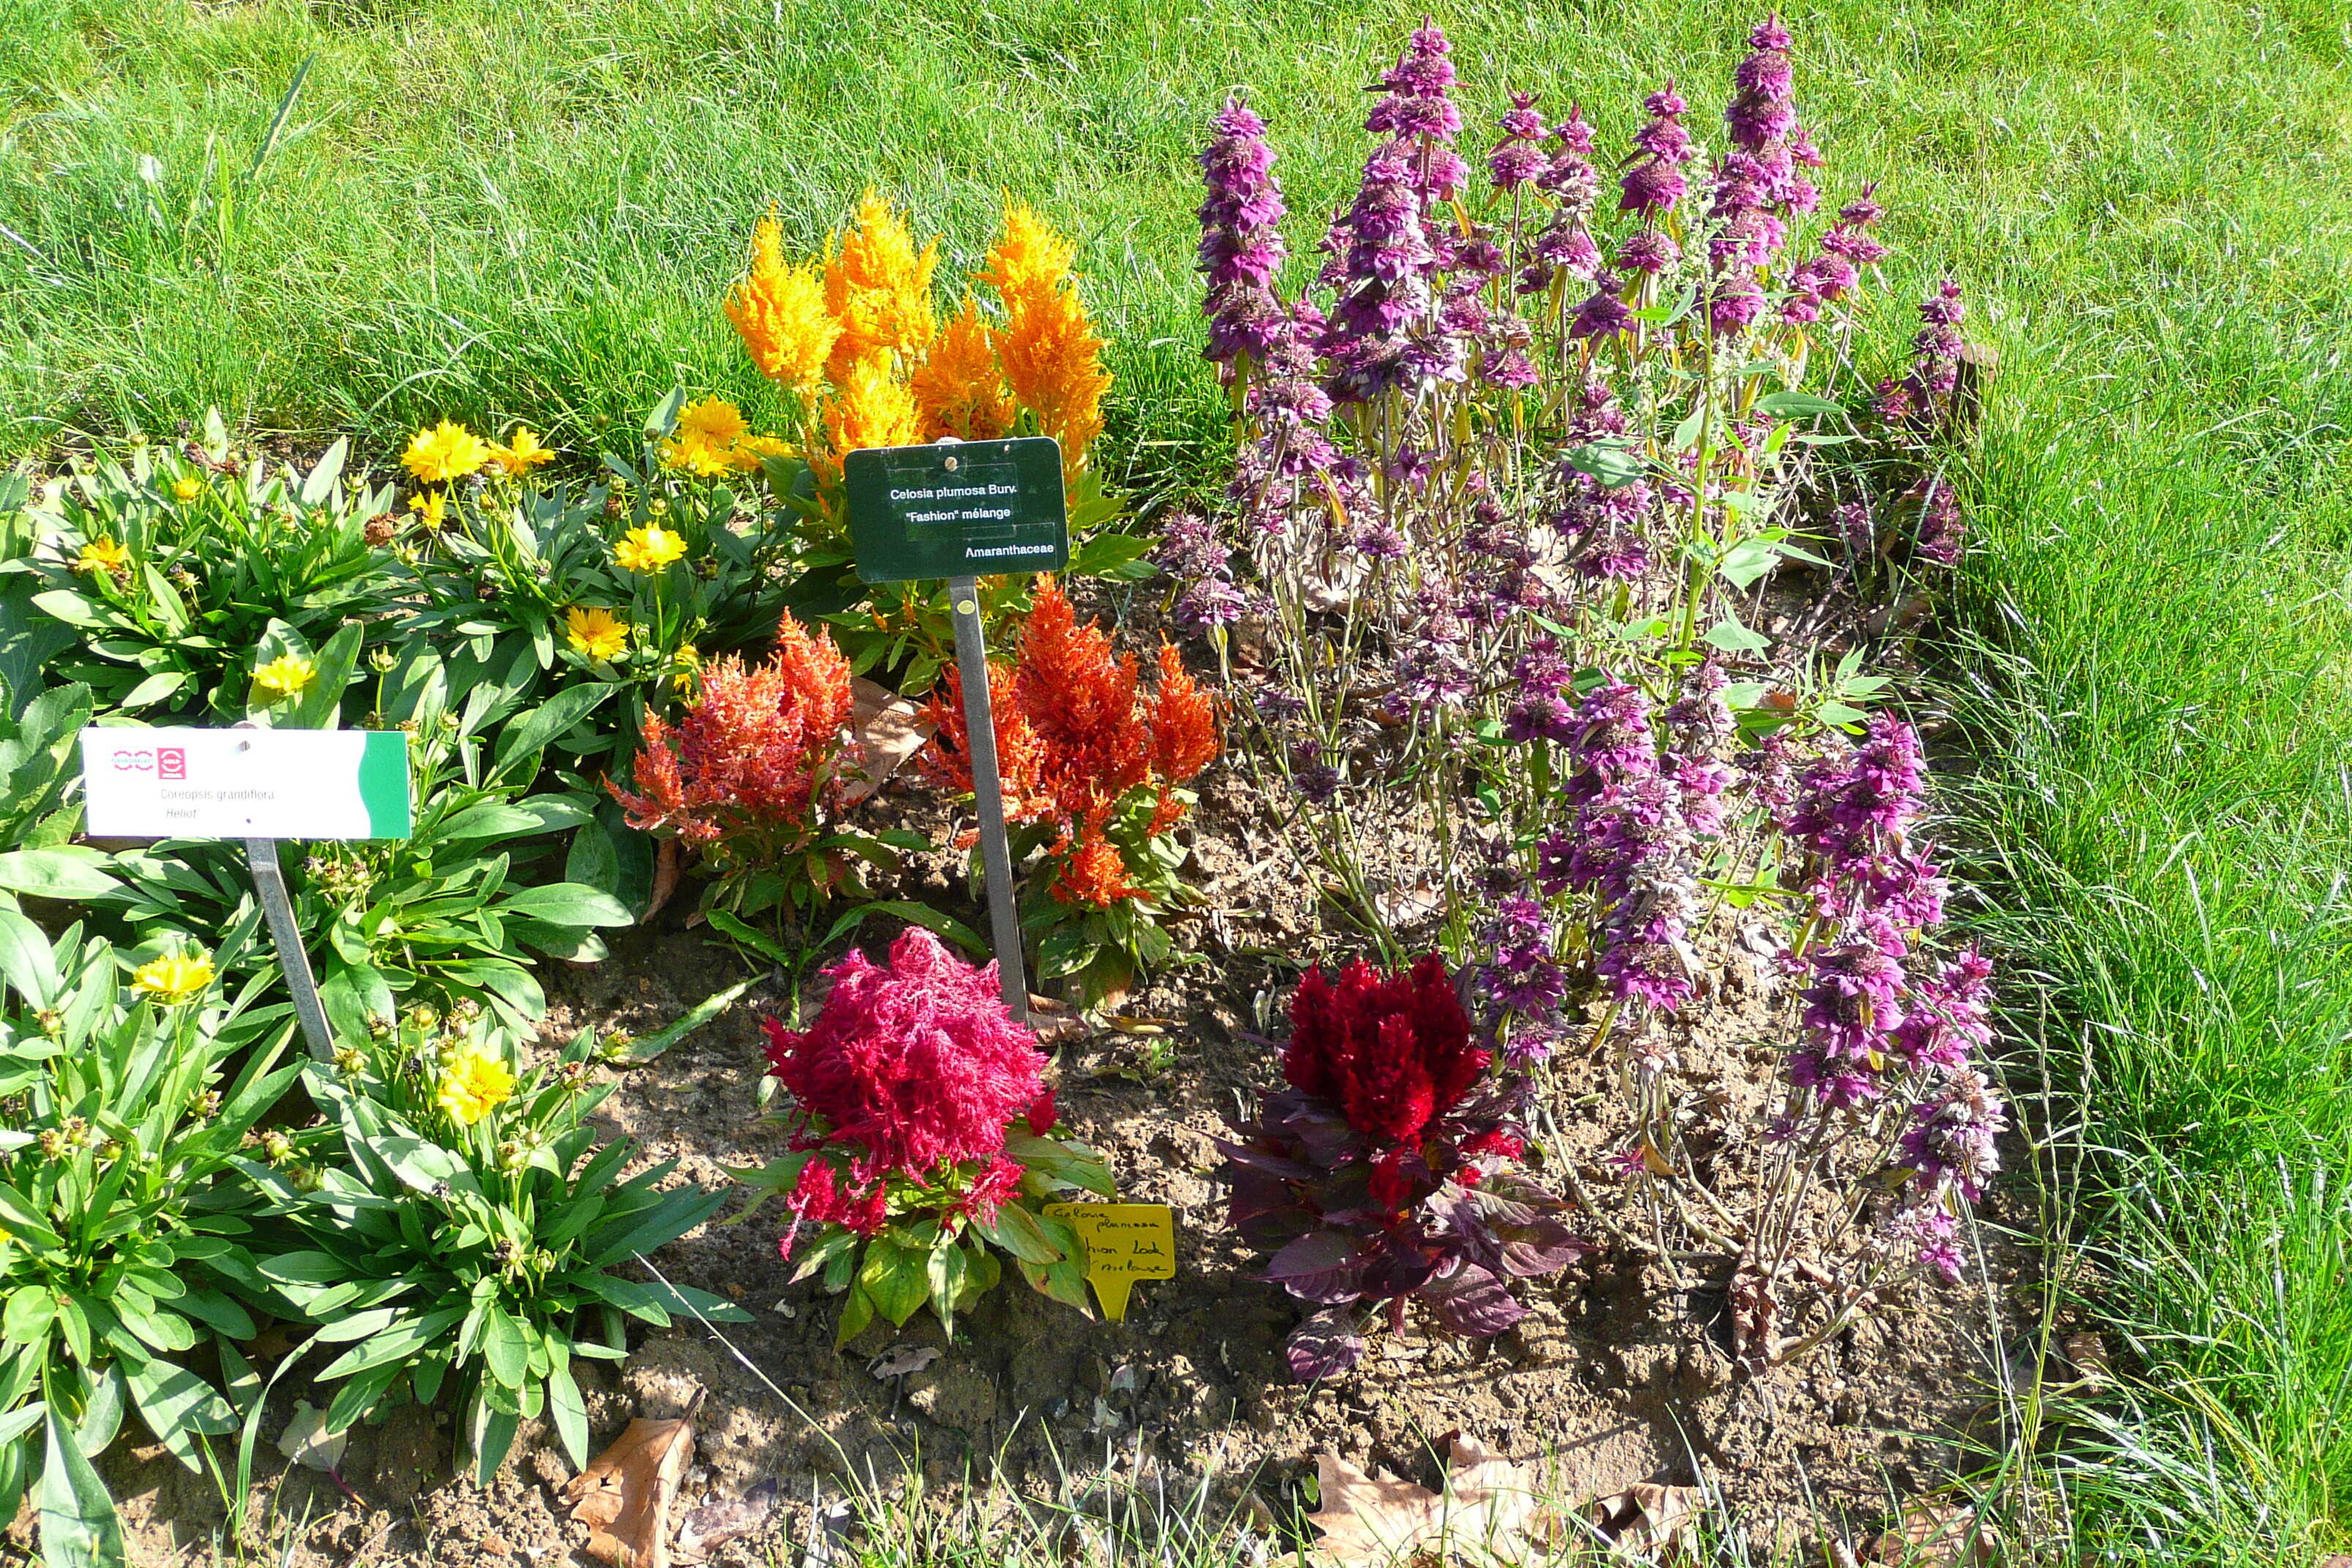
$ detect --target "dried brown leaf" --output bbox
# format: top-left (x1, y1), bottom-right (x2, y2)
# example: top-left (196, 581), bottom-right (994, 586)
top-left (1301, 1437), bottom-right (1543, 1567)
top-left (559, 1414), bottom-right (696, 1568)
top-left (674, 1477), bottom-right (778, 1564)
top-left (1867, 1502), bottom-right (1997, 1567)
top-left (843, 676), bottom-right (932, 808)
top-left (1586, 1482), bottom-right (1702, 1556)
top-left (644, 837), bottom-right (682, 923)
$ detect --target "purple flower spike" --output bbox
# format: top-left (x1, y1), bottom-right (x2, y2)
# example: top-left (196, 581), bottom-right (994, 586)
top-left (1197, 97), bottom-right (1292, 378)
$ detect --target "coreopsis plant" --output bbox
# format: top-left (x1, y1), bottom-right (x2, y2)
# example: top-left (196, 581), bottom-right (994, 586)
top-left (244, 1003), bottom-right (746, 1485)
top-left (1215, 954), bottom-right (1590, 1378)
top-left (0, 418), bottom-right (399, 721)
top-left (919, 578), bottom-right (1220, 1003)
top-left (723, 193), bottom-right (1145, 691)
top-left (0, 914), bottom-right (298, 1548)
top-left (392, 395), bottom-right (804, 762)
top-left (734, 927), bottom-right (1113, 1344)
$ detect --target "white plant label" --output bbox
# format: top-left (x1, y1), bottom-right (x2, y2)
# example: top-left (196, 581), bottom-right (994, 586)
top-left (79, 728), bottom-right (412, 840)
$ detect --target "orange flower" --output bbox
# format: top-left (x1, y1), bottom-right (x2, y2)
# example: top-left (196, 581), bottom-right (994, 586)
top-left (1052, 809), bottom-right (1141, 908)
top-left (611, 613), bottom-right (856, 848)
top-left (1147, 643), bottom-right (1219, 831)
top-left (909, 294), bottom-right (1014, 442)
top-left (982, 203), bottom-right (1111, 478)
top-left (725, 211), bottom-right (840, 400)
top-left (816, 351), bottom-right (924, 483)
top-left (823, 191), bottom-right (938, 383)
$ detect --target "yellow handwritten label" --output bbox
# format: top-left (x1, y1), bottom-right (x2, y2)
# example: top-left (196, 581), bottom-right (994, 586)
top-left (1044, 1202), bottom-right (1176, 1323)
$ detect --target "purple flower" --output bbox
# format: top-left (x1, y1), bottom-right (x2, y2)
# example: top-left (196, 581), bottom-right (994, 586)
top-left (1568, 275), bottom-right (1634, 340)
top-left (1197, 97), bottom-right (1292, 378)
top-left (1899, 1067), bottom-right (2006, 1200)
top-left (1890, 947), bottom-right (1994, 1070)
top-left (1801, 938), bottom-right (1907, 1066)
top-left (1878, 279), bottom-right (1969, 430)
top-left (1364, 25), bottom-right (1466, 204)
top-left (1615, 227), bottom-right (1681, 276)
top-left (1619, 83), bottom-right (1697, 216)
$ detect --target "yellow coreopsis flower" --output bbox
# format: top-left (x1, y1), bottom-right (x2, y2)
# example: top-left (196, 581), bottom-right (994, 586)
top-left (402, 421), bottom-right (493, 485)
top-left (408, 489), bottom-right (449, 530)
top-left (565, 605), bottom-right (631, 661)
top-left (489, 426), bottom-right (557, 475)
top-left (170, 476), bottom-right (203, 503)
top-left (132, 951), bottom-right (214, 1004)
top-left (725, 211), bottom-right (841, 399)
top-left (728, 432), bottom-right (796, 472)
top-left (253, 654), bottom-right (317, 700)
top-left (675, 396), bottom-right (750, 448)
top-left (659, 431), bottom-right (736, 477)
top-left (818, 352), bottom-right (924, 484)
top-left (823, 190), bottom-right (938, 383)
top-left (910, 293), bottom-right (1014, 442)
top-left (436, 1044), bottom-right (516, 1127)
top-left (614, 524), bottom-right (687, 574)
top-left (669, 643), bottom-right (702, 693)
top-left (984, 204), bottom-right (1109, 478)
top-left (73, 538), bottom-right (132, 576)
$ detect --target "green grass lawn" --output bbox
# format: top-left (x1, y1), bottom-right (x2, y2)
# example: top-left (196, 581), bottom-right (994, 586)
top-left (6, 0), bottom-right (2351, 1556)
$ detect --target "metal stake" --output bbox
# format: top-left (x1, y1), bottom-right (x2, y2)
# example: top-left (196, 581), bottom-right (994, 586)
top-left (947, 575), bottom-right (1030, 1023)
top-left (246, 837), bottom-right (336, 1062)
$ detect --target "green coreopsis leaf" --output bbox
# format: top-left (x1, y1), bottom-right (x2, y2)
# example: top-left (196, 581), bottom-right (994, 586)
top-left (39, 1402), bottom-right (125, 1568)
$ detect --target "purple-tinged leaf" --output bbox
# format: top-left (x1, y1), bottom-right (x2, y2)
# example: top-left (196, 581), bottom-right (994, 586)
top-left (1421, 1262), bottom-right (1529, 1337)
top-left (1499, 1217), bottom-right (1595, 1278)
top-left (1262, 1230), bottom-right (1367, 1304)
top-left (1285, 1308), bottom-right (1365, 1381)
top-left (1214, 1142), bottom-right (1322, 1183)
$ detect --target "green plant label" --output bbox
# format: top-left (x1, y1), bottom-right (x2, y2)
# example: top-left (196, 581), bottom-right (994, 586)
top-left (844, 436), bottom-right (1069, 584)
top-left (79, 728), bottom-right (412, 840)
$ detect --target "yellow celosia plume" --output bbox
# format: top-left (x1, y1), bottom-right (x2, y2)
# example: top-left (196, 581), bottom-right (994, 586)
top-left (984, 203), bottom-right (1110, 475)
top-left (823, 191), bottom-right (938, 383)
top-left (725, 211), bottom-right (840, 400)
top-left (909, 294), bottom-right (1014, 442)
top-left (818, 352), bottom-right (924, 483)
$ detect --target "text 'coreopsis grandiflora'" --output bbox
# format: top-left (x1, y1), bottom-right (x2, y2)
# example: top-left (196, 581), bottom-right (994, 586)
top-left (1215, 954), bottom-right (1591, 1378)
top-left (739, 927), bottom-right (1115, 1342)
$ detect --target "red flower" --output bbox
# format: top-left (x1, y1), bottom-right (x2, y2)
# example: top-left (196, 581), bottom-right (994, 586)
top-left (611, 613), bottom-right (856, 847)
top-left (761, 927), bottom-right (1045, 1180)
top-left (1026, 1088), bottom-right (1058, 1135)
top-left (1460, 1128), bottom-right (1527, 1163)
top-left (1368, 1147), bottom-right (1416, 1212)
top-left (1283, 954), bottom-right (1485, 1146)
top-left (957, 1155), bottom-right (1027, 1224)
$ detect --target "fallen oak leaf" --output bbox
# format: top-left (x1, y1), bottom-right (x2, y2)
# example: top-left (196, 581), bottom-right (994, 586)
top-left (1301, 1436), bottom-right (1544, 1567)
top-left (560, 1406), bottom-right (698, 1568)
top-left (1867, 1501), bottom-right (1996, 1567)
top-left (843, 677), bottom-right (932, 808)
top-left (674, 1477), bottom-right (779, 1564)
top-left (1586, 1482), bottom-right (1703, 1557)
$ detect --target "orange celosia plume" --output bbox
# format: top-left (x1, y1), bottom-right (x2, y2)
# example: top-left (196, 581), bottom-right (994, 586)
top-left (919, 578), bottom-right (1219, 908)
top-left (816, 351), bottom-right (925, 485)
top-left (982, 202), bottom-right (1111, 477)
top-left (725, 211), bottom-right (841, 400)
top-left (910, 294), bottom-right (1014, 442)
top-left (611, 613), bottom-right (856, 847)
top-left (823, 191), bottom-right (938, 383)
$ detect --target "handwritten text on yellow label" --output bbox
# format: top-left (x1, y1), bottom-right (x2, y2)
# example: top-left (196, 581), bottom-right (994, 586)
top-left (1043, 1202), bottom-right (1175, 1323)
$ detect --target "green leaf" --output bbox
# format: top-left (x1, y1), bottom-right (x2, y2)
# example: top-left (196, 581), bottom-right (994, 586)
top-left (546, 1352), bottom-right (589, 1470)
top-left (2, 1287), bottom-right (54, 1346)
top-left (495, 882), bottom-right (633, 928)
top-left (0, 905), bottom-right (59, 1009)
top-left (823, 900), bottom-right (987, 959)
top-left (617, 979), bottom-right (756, 1064)
top-left (832, 1283), bottom-right (875, 1348)
top-left (1702, 615), bottom-right (1773, 655)
top-left (973, 1203), bottom-right (1062, 1266)
top-left (481, 1309), bottom-right (529, 1390)
top-left (0, 848), bottom-right (117, 900)
top-left (1558, 440), bottom-right (1647, 489)
top-left (856, 1237), bottom-right (932, 1328)
top-left (39, 1403), bottom-right (125, 1568)
top-left (491, 685), bottom-right (614, 785)
top-left (1752, 390), bottom-right (1847, 419)
top-left (122, 1361), bottom-right (235, 1474)
top-left (704, 908), bottom-right (798, 968)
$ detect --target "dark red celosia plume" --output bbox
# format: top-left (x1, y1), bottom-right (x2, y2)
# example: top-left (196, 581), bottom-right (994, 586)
top-left (1282, 954), bottom-right (1485, 1145)
top-left (761, 927), bottom-right (1046, 1183)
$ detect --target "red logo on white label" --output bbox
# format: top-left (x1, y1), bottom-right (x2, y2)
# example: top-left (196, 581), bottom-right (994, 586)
top-left (157, 747), bottom-right (186, 780)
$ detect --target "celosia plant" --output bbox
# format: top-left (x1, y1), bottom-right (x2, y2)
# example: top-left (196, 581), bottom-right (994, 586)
top-left (919, 577), bottom-right (1220, 1003)
top-left (1215, 954), bottom-right (1589, 1378)
top-left (609, 611), bottom-right (883, 926)
top-left (723, 193), bottom-right (1141, 694)
top-left (736, 927), bottom-right (1115, 1343)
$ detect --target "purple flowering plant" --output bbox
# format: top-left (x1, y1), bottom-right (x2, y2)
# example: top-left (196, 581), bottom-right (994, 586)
top-left (1174, 18), bottom-right (2003, 1374)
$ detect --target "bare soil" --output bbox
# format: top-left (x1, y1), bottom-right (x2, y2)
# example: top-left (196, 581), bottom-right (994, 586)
top-left (54, 741), bottom-right (2032, 1568)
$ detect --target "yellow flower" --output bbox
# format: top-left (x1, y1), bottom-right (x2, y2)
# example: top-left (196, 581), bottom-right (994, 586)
top-left (676, 396), bottom-right (750, 448)
top-left (402, 421), bottom-right (492, 485)
top-left (823, 190), bottom-right (938, 383)
top-left (817, 351), bottom-right (924, 484)
top-left (171, 476), bottom-right (203, 503)
top-left (436, 1044), bottom-right (516, 1127)
top-left (488, 426), bottom-right (557, 475)
top-left (725, 211), bottom-right (841, 399)
top-left (910, 293), bottom-right (1014, 442)
top-left (252, 654), bottom-right (317, 700)
top-left (408, 489), bottom-right (448, 530)
top-left (131, 951), bottom-right (214, 1004)
top-left (565, 605), bottom-right (631, 661)
top-left (658, 431), bottom-right (737, 478)
top-left (669, 643), bottom-right (702, 693)
top-left (729, 432), bottom-right (796, 472)
top-left (984, 203), bottom-right (1109, 480)
top-left (614, 524), bottom-right (687, 574)
top-left (73, 538), bottom-right (132, 576)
